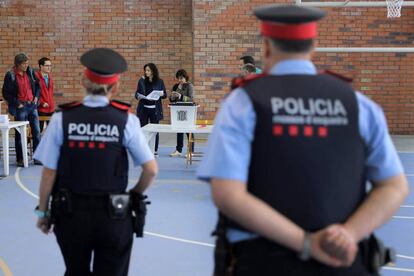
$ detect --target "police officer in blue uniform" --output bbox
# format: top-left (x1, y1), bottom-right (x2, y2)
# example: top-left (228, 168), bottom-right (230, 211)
top-left (34, 48), bottom-right (158, 276)
top-left (197, 5), bottom-right (409, 276)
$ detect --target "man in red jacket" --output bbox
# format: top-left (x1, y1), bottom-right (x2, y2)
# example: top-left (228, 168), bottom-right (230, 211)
top-left (36, 57), bottom-right (55, 132)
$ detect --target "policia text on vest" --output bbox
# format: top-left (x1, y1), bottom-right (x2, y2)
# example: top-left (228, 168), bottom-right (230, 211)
top-left (67, 122), bottom-right (121, 142)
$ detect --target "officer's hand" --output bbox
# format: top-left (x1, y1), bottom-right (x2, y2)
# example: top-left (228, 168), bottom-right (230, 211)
top-left (43, 102), bottom-right (49, 108)
top-left (309, 230), bottom-right (344, 267)
top-left (36, 217), bottom-right (52, 234)
top-left (320, 224), bottom-right (358, 267)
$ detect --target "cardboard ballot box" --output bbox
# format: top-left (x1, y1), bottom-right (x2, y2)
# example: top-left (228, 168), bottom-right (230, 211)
top-left (169, 102), bottom-right (199, 129)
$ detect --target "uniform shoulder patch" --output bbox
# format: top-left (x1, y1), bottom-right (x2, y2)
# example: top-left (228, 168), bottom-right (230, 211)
top-left (321, 70), bottom-right (353, 83)
top-left (230, 73), bottom-right (267, 89)
top-left (110, 100), bottom-right (131, 111)
top-left (58, 101), bottom-right (82, 111)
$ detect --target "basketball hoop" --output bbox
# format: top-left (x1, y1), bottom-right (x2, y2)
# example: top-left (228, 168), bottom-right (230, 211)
top-left (386, 0), bottom-right (404, 18)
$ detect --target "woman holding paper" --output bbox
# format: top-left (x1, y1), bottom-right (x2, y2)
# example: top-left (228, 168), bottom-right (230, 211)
top-left (169, 69), bottom-right (195, 157)
top-left (135, 63), bottom-right (167, 155)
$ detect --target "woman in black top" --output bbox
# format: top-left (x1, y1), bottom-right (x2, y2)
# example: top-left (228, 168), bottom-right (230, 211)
top-left (135, 63), bottom-right (167, 155)
top-left (169, 69), bottom-right (195, 157)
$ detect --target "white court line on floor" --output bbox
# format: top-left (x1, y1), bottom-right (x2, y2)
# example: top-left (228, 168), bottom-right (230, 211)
top-left (393, 216), bottom-right (414, 219)
top-left (15, 168), bottom-right (38, 199)
top-left (13, 168), bottom-right (414, 252)
top-left (398, 254), bottom-right (414, 261)
top-left (383, 266), bottom-right (414, 273)
top-left (14, 168), bottom-right (213, 248)
top-left (144, 232), bottom-right (214, 247)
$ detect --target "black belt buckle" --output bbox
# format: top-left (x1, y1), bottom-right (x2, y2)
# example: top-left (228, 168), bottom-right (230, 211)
top-left (108, 194), bottom-right (130, 219)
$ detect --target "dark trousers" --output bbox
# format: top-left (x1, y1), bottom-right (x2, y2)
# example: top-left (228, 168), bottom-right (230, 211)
top-left (15, 103), bottom-right (40, 161)
top-left (54, 196), bottom-right (134, 276)
top-left (38, 111), bottom-right (54, 133)
top-left (138, 107), bottom-right (159, 152)
top-left (230, 238), bottom-right (373, 276)
top-left (176, 133), bottom-right (194, 153)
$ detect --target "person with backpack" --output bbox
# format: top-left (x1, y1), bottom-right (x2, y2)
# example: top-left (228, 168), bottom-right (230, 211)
top-left (2, 53), bottom-right (41, 166)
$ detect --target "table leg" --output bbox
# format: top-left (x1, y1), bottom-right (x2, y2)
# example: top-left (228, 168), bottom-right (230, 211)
top-left (20, 125), bottom-right (29, 167)
top-left (143, 131), bottom-right (156, 153)
top-left (186, 133), bottom-right (193, 166)
top-left (2, 129), bottom-right (9, 176)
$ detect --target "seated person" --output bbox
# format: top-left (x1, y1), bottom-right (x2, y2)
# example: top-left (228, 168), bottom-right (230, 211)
top-left (169, 69), bottom-right (195, 157)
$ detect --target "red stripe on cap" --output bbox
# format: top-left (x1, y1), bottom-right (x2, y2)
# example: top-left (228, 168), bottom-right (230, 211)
top-left (84, 68), bottom-right (120, 85)
top-left (261, 22), bottom-right (317, 40)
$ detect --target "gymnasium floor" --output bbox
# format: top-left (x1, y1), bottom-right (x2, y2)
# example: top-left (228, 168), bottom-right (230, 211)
top-left (0, 134), bottom-right (413, 276)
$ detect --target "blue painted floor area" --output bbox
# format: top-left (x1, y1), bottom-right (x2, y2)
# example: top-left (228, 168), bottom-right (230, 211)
top-left (0, 147), bottom-right (413, 275)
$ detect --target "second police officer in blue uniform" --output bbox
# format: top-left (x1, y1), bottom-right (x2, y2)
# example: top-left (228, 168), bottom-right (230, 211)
top-left (197, 5), bottom-right (409, 276)
top-left (34, 48), bottom-right (158, 276)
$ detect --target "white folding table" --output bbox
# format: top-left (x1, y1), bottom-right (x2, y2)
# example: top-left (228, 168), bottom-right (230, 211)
top-left (0, 121), bottom-right (29, 176)
top-left (141, 123), bottom-right (213, 165)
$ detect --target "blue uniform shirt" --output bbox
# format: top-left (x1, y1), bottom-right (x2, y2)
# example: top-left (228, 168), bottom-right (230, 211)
top-left (197, 59), bottom-right (404, 242)
top-left (34, 95), bottom-right (154, 170)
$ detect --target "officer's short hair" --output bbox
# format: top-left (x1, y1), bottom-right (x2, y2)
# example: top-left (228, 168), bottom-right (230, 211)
top-left (14, 53), bottom-right (28, 66)
top-left (269, 38), bottom-right (314, 54)
top-left (83, 78), bottom-right (116, 96)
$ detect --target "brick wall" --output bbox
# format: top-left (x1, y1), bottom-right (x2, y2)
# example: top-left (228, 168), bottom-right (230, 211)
top-left (0, 0), bottom-right (193, 122)
top-left (1, 0), bottom-right (413, 133)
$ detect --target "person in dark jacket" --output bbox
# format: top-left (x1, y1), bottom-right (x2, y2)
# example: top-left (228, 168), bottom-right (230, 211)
top-left (169, 69), bottom-right (195, 157)
top-left (135, 63), bottom-right (167, 155)
top-left (2, 53), bottom-right (41, 166)
top-left (36, 57), bottom-right (55, 132)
